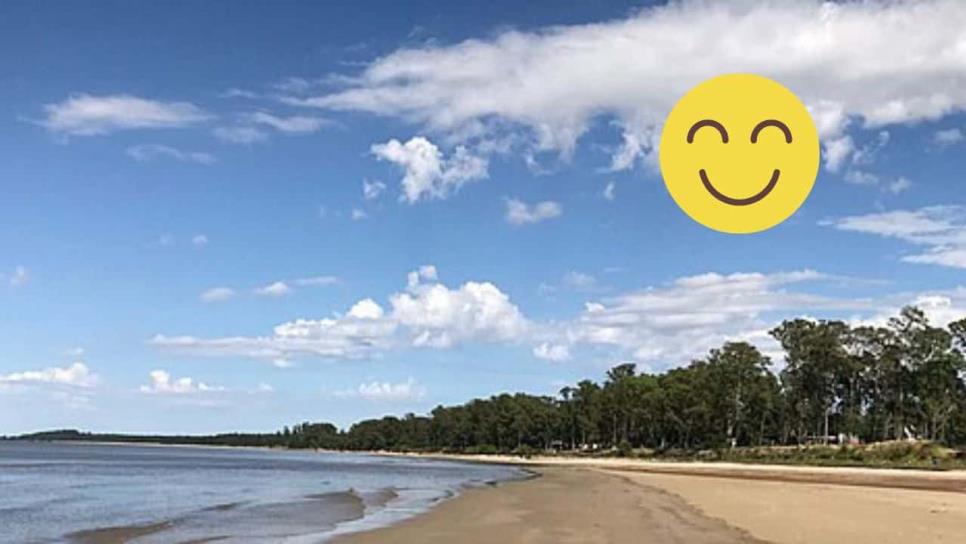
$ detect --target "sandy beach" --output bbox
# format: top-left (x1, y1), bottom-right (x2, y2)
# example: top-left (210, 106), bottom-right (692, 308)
top-left (338, 457), bottom-right (966, 544)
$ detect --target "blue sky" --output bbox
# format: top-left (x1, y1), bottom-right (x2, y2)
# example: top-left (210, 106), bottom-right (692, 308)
top-left (2, 0), bottom-right (966, 434)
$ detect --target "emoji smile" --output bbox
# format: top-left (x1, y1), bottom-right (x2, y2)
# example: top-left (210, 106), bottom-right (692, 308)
top-left (699, 168), bottom-right (780, 206)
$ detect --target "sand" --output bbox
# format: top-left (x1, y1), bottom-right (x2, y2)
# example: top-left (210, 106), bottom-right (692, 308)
top-left (340, 456), bottom-right (966, 544)
top-left (336, 466), bottom-right (765, 544)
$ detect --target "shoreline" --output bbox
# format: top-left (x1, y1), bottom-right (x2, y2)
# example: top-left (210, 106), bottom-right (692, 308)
top-left (337, 460), bottom-right (966, 544)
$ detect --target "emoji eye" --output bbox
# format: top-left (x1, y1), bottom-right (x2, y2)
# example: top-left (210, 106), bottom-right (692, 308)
top-left (687, 119), bottom-right (728, 143)
top-left (751, 119), bottom-right (792, 143)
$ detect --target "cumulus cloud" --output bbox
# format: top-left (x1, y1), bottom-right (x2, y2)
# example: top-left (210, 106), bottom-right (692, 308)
top-left (41, 94), bottom-right (208, 136)
top-left (350, 208), bottom-right (368, 221)
top-left (391, 268), bottom-right (529, 348)
top-left (371, 137), bottom-right (488, 202)
top-left (290, 1), bottom-right (966, 172)
top-left (139, 370), bottom-right (223, 394)
top-left (153, 265), bottom-right (966, 369)
top-left (191, 234), bottom-right (209, 247)
top-left (126, 144), bottom-right (216, 165)
top-left (505, 198), bottom-right (562, 225)
top-left (0, 362), bottom-right (96, 388)
top-left (200, 287), bottom-right (236, 303)
top-left (335, 377), bottom-right (426, 402)
top-left (823, 206), bottom-right (966, 269)
top-left (153, 267), bottom-right (527, 361)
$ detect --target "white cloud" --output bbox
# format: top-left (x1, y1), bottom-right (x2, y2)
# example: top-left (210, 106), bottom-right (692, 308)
top-left (139, 370), bottom-right (223, 395)
top-left (247, 112), bottom-right (331, 134)
top-left (824, 206), bottom-right (966, 269)
top-left (126, 144), bottom-right (216, 165)
top-left (152, 298), bottom-right (396, 361)
top-left (213, 126), bottom-right (269, 144)
top-left (291, 1), bottom-right (966, 169)
top-left (505, 198), bottom-right (563, 225)
top-left (255, 281), bottom-right (293, 297)
top-left (191, 234), bottom-right (209, 247)
top-left (391, 269), bottom-right (529, 348)
top-left (7, 266), bottom-right (29, 287)
top-left (293, 275), bottom-right (339, 287)
top-left (562, 271), bottom-right (598, 290)
top-left (844, 169), bottom-right (879, 186)
top-left (934, 128), bottom-right (964, 146)
top-left (336, 377), bottom-right (426, 402)
top-left (152, 266), bottom-right (966, 369)
top-left (362, 179), bottom-right (387, 200)
top-left (554, 270), bottom-right (876, 366)
top-left (371, 137), bottom-right (487, 203)
top-left (602, 181), bottom-right (616, 201)
top-left (41, 94), bottom-right (208, 136)
top-left (824, 136), bottom-right (855, 173)
top-left (200, 287), bottom-right (236, 303)
top-left (153, 268), bottom-right (526, 361)
top-left (351, 208), bottom-right (368, 221)
top-left (887, 176), bottom-right (913, 194)
top-left (0, 362), bottom-right (96, 388)
top-left (533, 342), bottom-right (571, 362)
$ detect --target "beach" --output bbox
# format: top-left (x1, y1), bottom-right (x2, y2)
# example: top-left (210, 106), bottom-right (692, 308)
top-left (338, 457), bottom-right (966, 544)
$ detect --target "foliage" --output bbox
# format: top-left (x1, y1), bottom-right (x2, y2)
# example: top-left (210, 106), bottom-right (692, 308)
top-left (11, 306), bottom-right (966, 466)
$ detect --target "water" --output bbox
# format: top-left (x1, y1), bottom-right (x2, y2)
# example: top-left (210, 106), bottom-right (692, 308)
top-left (0, 441), bottom-right (527, 543)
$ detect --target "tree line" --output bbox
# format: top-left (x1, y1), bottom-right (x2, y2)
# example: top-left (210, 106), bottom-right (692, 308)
top-left (13, 306), bottom-right (966, 455)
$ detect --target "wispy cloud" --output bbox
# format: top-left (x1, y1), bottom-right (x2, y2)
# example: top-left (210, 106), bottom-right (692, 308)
top-left (126, 144), bottom-right (216, 165)
top-left (5, 265), bottom-right (29, 287)
top-left (362, 179), bottom-right (386, 200)
top-left (254, 281), bottom-right (293, 297)
top-left (934, 128), bottom-right (964, 146)
top-left (213, 125), bottom-right (269, 145)
top-left (823, 206), bottom-right (966, 269)
top-left (41, 94), bottom-right (208, 136)
top-left (200, 287), bottom-right (236, 303)
top-left (602, 181), bottom-right (616, 201)
top-left (293, 276), bottom-right (340, 287)
top-left (505, 198), bottom-right (562, 225)
top-left (246, 112), bottom-right (332, 134)
top-left (0, 362), bottom-right (96, 388)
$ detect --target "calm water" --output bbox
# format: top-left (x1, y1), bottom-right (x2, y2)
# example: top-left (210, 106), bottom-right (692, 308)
top-left (0, 442), bottom-right (526, 543)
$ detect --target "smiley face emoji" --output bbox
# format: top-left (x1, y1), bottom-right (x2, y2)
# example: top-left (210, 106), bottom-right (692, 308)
top-left (659, 74), bottom-right (819, 234)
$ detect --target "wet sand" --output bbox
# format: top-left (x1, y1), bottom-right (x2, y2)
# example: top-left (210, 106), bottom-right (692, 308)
top-left (340, 457), bottom-right (966, 544)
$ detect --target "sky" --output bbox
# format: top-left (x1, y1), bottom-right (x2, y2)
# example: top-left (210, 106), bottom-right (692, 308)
top-left (2, 0), bottom-right (966, 435)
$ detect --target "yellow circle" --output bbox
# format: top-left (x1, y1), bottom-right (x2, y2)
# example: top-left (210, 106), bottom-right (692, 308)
top-left (659, 74), bottom-right (819, 234)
